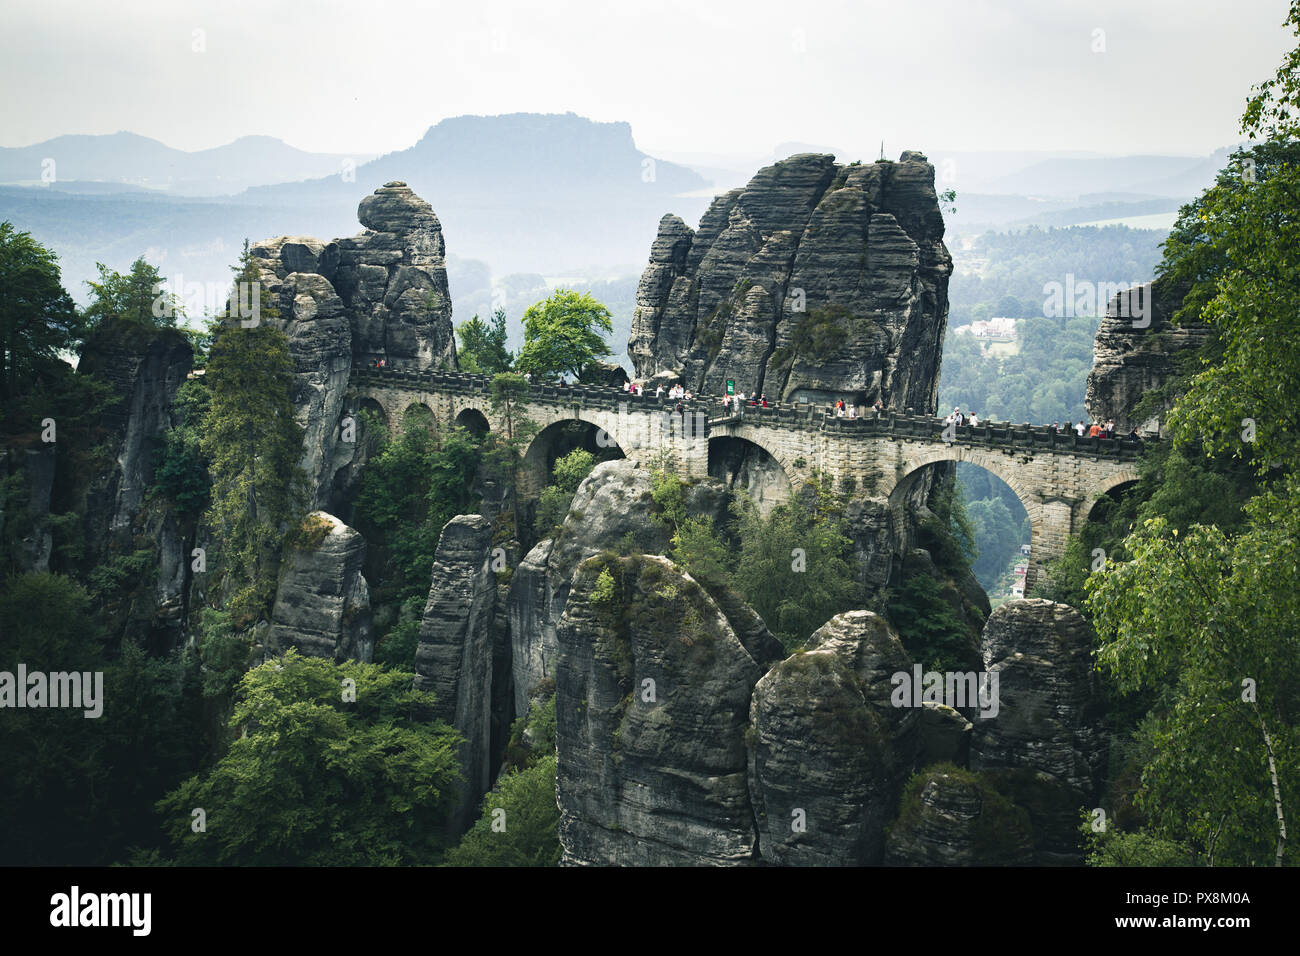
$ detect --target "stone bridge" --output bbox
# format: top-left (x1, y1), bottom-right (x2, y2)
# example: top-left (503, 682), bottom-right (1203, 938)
top-left (348, 366), bottom-right (1143, 590)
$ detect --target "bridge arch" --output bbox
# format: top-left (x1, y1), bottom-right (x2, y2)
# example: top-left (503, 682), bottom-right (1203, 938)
top-left (1077, 474), bottom-right (1140, 526)
top-left (522, 417), bottom-right (628, 499)
top-left (402, 401), bottom-right (437, 434)
top-left (707, 435), bottom-right (792, 517)
top-left (354, 397), bottom-right (388, 433)
top-left (454, 406), bottom-right (490, 439)
top-left (887, 446), bottom-right (1045, 532)
top-left (887, 445), bottom-right (1049, 591)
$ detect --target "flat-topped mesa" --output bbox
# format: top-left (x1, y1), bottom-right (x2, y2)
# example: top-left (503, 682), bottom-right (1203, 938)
top-left (629, 151), bottom-right (952, 412)
top-left (250, 181), bottom-right (456, 371)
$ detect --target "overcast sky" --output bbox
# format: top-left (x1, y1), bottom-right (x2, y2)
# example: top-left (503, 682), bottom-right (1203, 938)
top-left (1, 0), bottom-right (1292, 159)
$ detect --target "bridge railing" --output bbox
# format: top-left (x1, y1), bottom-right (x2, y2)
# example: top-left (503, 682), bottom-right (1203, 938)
top-left (350, 366), bottom-right (1146, 459)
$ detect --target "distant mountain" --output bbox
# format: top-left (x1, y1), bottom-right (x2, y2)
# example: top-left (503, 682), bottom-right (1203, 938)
top-left (0, 113), bottom-right (714, 314)
top-left (976, 149), bottom-right (1231, 199)
top-left (240, 112), bottom-right (713, 274)
top-left (0, 131), bottom-right (372, 195)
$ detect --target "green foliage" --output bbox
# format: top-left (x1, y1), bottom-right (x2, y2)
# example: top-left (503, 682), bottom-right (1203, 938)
top-left (1159, 136), bottom-right (1300, 471)
top-left (884, 572), bottom-right (978, 673)
top-left (195, 607), bottom-right (251, 699)
top-left (456, 307), bottom-right (514, 374)
top-left (442, 756), bottom-right (561, 867)
top-left (501, 689), bottom-right (558, 773)
top-left (515, 289), bottom-right (613, 381)
top-left (729, 493), bottom-right (859, 652)
top-left (669, 515), bottom-right (731, 588)
top-left (0, 220), bottom-right (82, 403)
top-left (156, 649), bottom-right (462, 865)
top-left (199, 248), bottom-right (306, 621)
top-left (919, 471), bottom-right (977, 576)
top-left (552, 448), bottom-right (596, 494)
top-left (82, 257), bottom-right (180, 330)
top-left (1085, 484), bottom-right (1300, 866)
top-left (938, 314), bottom-right (1101, 425)
top-left (591, 566), bottom-right (616, 607)
top-left (1081, 813), bottom-right (1202, 866)
top-left (354, 420), bottom-right (483, 602)
top-left (791, 305), bottom-right (852, 360)
top-left (1041, 428), bottom-right (1258, 610)
top-left (0, 573), bottom-right (204, 865)
top-left (533, 448), bottom-right (599, 539)
top-left (373, 595), bottom-right (424, 671)
top-left (149, 379), bottom-right (210, 522)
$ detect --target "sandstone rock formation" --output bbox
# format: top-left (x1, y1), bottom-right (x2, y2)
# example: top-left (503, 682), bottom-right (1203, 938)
top-left (556, 554), bottom-right (765, 865)
top-left (629, 152), bottom-right (952, 412)
top-left (883, 766), bottom-right (1035, 866)
top-left (748, 611), bottom-right (919, 865)
top-left (972, 599), bottom-right (1105, 796)
top-left (413, 514), bottom-right (501, 835)
top-left (506, 458), bottom-right (732, 717)
top-left (265, 511), bottom-right (373, 663)
top-left (77, 321), bottom-right (194, 547)
top-left (970, 599), bottom-right (1106, 863)
top-left (1085, 277), bottom-right (1208, 436)
top-left (250, 181), bottom-right (458, 509)
top-left (73, 320), bottom-right (194, 638)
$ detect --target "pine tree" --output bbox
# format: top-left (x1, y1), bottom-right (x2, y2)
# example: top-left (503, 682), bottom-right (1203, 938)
top-left (199, 243), bottom-right (306, 621)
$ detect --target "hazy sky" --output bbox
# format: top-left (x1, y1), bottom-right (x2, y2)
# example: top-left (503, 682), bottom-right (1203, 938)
top-left (1, 0), bottom-right (1292, 159)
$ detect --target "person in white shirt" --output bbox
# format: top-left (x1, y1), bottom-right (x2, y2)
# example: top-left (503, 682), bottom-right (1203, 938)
top-left (1075, 421), bottom-right (1087, 437)
top-left (969, 412), bottom-right (979, 426)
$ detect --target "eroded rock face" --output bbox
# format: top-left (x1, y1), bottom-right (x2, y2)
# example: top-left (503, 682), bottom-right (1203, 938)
top-left (883, 768), bottom-right (1035, 866)
top-left (265, 512), bottom-right (372, 663)
top-left (414, 514), bottom-right (500, 835)
top-left (749, 611), bottom-right (918, 865)
top-left (629, 152), bottom-right (951, 411)
top-left (74, 320), bottom-right (194, 638)
top-left (247, 267), bottom-right (353, 511)
top-left (250, 182), bottom-right (457, 509)
top-left (1085, 278), bottom-right (1208, 436)
top-left (506, 458), bottom-right (730, 716)
top-left (77, 322), bottom-right (194, 547)
top-left (970, 599), bottom-right (1106, 863)
top-left (972, 600), bottom-right (1105, 796)
top-left (556, 554), bottom-right (763, 865)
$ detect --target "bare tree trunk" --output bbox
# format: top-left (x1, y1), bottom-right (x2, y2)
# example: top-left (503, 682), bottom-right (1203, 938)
top-left (1252, 700), bottom-right (1287, 866)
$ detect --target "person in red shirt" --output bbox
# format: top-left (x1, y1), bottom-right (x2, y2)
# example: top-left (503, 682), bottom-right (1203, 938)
top-left (1088, 422), bottom-right (1101, 437)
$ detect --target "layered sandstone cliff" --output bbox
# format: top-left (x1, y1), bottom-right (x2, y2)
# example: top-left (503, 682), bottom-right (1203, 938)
top-left (629, 152), bottom-right (952, 411)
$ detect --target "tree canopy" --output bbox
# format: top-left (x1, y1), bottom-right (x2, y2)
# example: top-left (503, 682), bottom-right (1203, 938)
top-left (82, 257), bottom-right (180, 330)
top-left (156, 650), bottom-right (463, 865)
top-left (0, 221), bottom-right (80, 401)
top-left (515, 289), bottom-right (612, 381)
top-left (456, 307), bottom-right (514, 374)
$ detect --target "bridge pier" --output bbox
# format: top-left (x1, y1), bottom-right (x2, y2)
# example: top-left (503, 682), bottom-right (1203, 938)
top-left (1027, 496), bottom-right (1080, 593)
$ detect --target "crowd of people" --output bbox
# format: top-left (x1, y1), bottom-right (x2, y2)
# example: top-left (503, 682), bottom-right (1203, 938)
top-left (945, 406), bottom-right (1142, 441)
top-left (365, 363), bottom-right (1140, 441)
